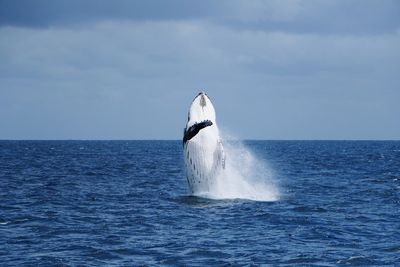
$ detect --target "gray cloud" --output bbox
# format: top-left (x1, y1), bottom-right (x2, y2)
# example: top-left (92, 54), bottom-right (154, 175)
top-left (1, 0), bottom-right (399, 34)
top-left (0, 0), bottom-right (217, 27)
top-left (0, 1), bottom-right (399, 139)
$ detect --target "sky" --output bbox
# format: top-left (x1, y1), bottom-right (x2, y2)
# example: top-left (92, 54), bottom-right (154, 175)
top-left (0, 0), bottom-right (399, 140)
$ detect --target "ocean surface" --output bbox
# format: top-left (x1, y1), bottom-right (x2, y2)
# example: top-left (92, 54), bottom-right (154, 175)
top-left (0, 140), bottom-right (399, 266)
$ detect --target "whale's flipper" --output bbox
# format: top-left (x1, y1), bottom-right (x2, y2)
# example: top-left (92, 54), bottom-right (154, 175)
top-left (210, 139), bottom-right (226, 176)
top-left (183, 120), bottom-right (213, 144)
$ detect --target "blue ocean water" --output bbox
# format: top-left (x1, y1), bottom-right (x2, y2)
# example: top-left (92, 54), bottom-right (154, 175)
top-left (0, 140), bottom-right (399, 266)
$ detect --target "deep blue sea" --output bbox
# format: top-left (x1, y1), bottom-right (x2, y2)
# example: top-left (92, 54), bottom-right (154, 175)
top-left (1, 140), bottom-right (399, 266)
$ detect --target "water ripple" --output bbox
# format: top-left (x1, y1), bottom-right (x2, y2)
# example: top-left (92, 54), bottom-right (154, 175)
top-left (0, 140), bottom-right (399, 265)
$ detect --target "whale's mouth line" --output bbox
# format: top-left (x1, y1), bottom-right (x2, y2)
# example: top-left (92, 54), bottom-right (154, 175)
top-left (183, 120), bottom-right (213, 144)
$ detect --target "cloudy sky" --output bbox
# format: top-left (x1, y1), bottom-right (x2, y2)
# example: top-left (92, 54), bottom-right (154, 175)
top-left (0, 0), bottom-right (399, 140)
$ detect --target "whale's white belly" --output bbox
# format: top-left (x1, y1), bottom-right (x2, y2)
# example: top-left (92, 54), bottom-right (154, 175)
top-left (183, 92), bottom-right (225, 195)
top-left (184, 129), bottom-right (217, 193)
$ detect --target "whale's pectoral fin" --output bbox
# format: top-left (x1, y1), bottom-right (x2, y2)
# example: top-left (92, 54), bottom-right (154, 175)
top-left (217, 139), bottom-right (226, 170)
top-left (183, 120), bottom-right (213, 143)
top-left (221, 146), bottom-right (226, 169)
top-left (209, 139), bottom-right (226, 177)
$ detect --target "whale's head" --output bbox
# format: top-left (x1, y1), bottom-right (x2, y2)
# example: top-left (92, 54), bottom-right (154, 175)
top-left (187, 92), bottom-right (216, 128)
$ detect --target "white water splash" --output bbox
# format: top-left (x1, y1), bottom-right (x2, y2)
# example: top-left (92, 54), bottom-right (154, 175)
top-left (198, 133), bottom-right (280, 202)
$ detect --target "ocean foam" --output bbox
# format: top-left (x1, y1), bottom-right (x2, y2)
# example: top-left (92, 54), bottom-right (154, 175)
top-left (196, 133), bottom-right (280, 202)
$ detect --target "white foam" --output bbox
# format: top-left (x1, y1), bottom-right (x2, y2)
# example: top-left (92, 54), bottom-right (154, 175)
top-left (196, 133), bottom-right (280, 202)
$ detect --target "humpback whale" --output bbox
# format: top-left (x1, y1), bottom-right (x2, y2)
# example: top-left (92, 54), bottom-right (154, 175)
top-left (183, 92), bottom-right (225, 194)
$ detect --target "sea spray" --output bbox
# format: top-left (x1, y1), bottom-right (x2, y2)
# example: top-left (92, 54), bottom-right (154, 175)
top-left (198, 135), bottom-right (280, 202)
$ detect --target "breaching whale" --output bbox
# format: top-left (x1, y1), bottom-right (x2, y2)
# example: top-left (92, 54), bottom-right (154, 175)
top-left (183, 92), bottom-right (225, 195)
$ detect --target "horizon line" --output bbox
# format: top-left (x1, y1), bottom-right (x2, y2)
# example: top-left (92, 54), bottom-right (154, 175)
top-left (0, 139), bottom-right (399, 142)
